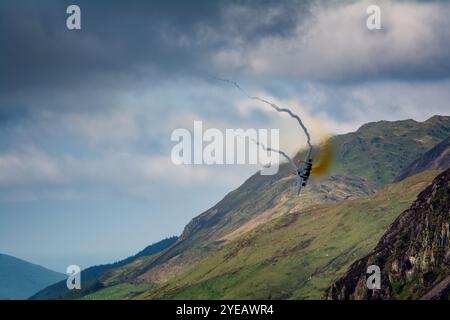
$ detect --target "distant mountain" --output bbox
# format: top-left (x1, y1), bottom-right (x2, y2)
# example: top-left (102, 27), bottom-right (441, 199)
top-left (395, 136), bottom-right (450, 182)
top-left (30, 236), bottom-right (177, 300)
top-left (0, 254), bottom-right (65, 299)
top-left (324, 168), bottom-right (450, 300)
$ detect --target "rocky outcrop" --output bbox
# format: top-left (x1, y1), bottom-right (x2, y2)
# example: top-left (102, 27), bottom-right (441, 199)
top-left (324, 168), bottom-right (450, 300)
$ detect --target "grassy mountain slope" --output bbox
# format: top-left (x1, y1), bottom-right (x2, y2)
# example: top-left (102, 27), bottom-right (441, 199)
top-left (30, 236), bottom-right (177, 300)
top-left (126, 117), bottom-right (450, 287)
top-left (132, 170), bottom-right (439, 299)
top-left (34, 115), bottom-right (450, 300)
top-left (0, 254), bottom-right (65, 299)
top-left (330, 115), bottom-right (450, 185)
top-left (395, 136), bottom-right (450, 182)
top-left (325, 169), bottom-right (450, 300)
top-left (61, 175), bottom-right (376, 300)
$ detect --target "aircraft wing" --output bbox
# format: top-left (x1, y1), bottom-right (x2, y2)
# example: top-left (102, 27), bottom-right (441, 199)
top-left (295, 174), bottom-right (303, 195)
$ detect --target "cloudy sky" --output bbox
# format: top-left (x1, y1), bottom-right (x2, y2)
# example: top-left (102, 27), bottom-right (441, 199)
top-left (1, 0), bottom-right (449, 272)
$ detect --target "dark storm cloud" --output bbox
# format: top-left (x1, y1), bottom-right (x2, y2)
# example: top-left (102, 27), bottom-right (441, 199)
top-left (1, 0), bottom-right (450, 122)
top-left (0, 0), bottom-right (301, 91)
top-left (0, 0), bottom-right (307, 121)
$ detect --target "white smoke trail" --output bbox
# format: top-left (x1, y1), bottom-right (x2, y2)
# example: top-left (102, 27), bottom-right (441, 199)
top-left (249, 137), bottom-right (297, 171)
top-left (215, 77), bottom-right (313, 150)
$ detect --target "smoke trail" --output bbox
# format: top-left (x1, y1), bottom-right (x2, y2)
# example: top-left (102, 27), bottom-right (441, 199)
top-left (215, 77), bottom-right (313, 150)
top-left (249, 138), bottom-right (297, 171)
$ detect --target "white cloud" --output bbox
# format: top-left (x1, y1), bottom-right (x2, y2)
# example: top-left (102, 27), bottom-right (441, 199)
top-left (346, 80), bottom-right (450, 122)
top-left (0, 146), bottom-right (63, 187)
top-left (46, 111), bottom-right (140, 147)
top-left (0, 146), bottom-right (252, 201)
top-left (214, 0), bottom-right (450, 81)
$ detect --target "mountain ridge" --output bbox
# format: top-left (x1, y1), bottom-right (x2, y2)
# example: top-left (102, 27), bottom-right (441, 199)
top-left (31, 115), bottom-right (450, 300)
top-left (0, 253), bottom-right (65, 299)
top-left (130, 115), bottom-right (450, 286)
top-left (30, 236), bottom-right (177, 300)
top-left (395, 136), bottom-right (450, 182)
top-left (328, 115), bottom-right (449, 185)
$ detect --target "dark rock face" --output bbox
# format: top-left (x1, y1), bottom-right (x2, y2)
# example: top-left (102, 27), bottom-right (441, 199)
top-left (324, 169), bottom-right (450, 300)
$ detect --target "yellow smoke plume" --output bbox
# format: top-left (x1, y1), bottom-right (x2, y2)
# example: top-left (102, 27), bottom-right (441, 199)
top-left (312, 137), bottom-right (334, 176)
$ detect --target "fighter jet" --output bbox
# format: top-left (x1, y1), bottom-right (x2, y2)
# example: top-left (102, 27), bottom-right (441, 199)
top-left (293, 148), bottom-right (313, 195)
top-left (249, 138), bottom-right (313, 196)
top-left (295, 158), bottom-right (313, 195)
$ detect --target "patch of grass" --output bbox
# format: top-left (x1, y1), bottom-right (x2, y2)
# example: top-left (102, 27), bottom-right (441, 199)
top-left (392, 282), bottom-right (407, 296)
top-left (81, 283), bottom-right (152, 300)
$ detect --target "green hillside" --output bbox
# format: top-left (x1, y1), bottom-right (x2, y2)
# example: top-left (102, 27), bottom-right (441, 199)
top-left (32, 116), bottom-right (450, 300)
top-left (394, 136), bottom-right (450, 182)
top-left (0, 254), bottom-right (65, 299)
top-left (126, 116), bottom-right (450, 289)
top-left (82, 283), bottom-right (153, 300)
top-left (328, 116), bottom-right (450, 185)
top-left (134, 170), bottom-right (440, 299)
